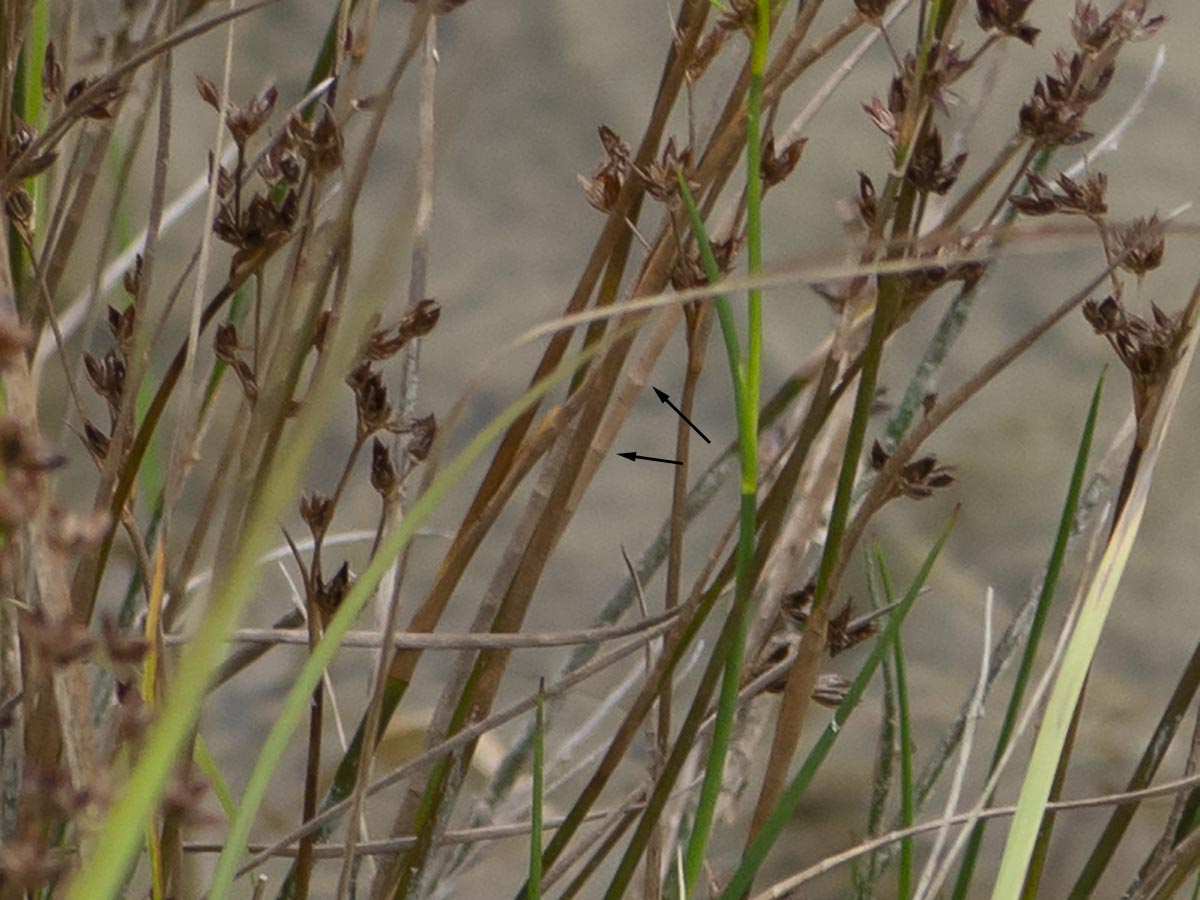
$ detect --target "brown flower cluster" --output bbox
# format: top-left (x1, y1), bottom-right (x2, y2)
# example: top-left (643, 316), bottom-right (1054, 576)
top-left (1010, 170), bottom-right (1107, 218)
top-left (578, 125), bottom-right (630, 214)
top-left (870, 439), bottom-right (956, 500)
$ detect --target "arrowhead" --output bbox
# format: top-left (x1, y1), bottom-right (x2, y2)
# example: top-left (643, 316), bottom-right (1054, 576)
top-left (653, 387), bottom-right (669, 403)
top-left (618, 451), bottom-right (638, 462)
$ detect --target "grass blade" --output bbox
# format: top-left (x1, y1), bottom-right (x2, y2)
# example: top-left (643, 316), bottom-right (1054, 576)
top-left (991, 291), bottom-right (1200, 900)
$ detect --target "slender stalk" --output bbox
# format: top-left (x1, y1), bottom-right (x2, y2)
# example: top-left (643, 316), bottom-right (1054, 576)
top-left (678, 3), bottom-right (767, 884)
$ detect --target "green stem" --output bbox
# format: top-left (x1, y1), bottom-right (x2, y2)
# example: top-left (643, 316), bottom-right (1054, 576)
top-left (675, 0), bottom-right (767, 886)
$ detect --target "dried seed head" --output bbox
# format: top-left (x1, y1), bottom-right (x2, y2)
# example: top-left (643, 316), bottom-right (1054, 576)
top-left (642, 137), bottom-right (696, 202)
top-left (195, 73), bottom-right (220, 110)
top-left (872, 440), bottom-right (956, 500)
top-left (1109, 214), bottom-right (1165, 277)
top-left (854, 0), bottom-right (892, 21)
top-left (1010, 170), bottom-right (1107, 218)
top-left (1019, 78), bottom-right (1091, 147)
top-left (580, 125), bottom-right (630, 213)
top-left (213, 322), bottom-right (241, 363)
top-left (41, 43), bottom-right (63, 102)
top-left (863, 97), bottom-right (898, 149)
top-left (65, 76), bottom-right (120, 119)
top-left (315, 561), bottom-right (352, 620)
top-left (81, 419), bottom-right (111, 464)
top-left (299, 493), bottom-right (334, 541)
top-left (222, 84), bottom-right (278, 146)
top-left (1072, 1), bottom-right (1165, 53)
top-left (83, 350), bottom-right (126, 409)
top-left (403, 413), bottom-right (437, 464)
top-left (906, 128), bottom-right (967, 195)
top-left (348, 363), bottom-right (392, 438)
top-left (976, 0), bottom-right (1039, 45)
top-left (122, 254), bottom-right (144, 297)
top-left (760, 134), bottom-right (806, 190)
top-left (828, 602), bottom-right (878, 655)
top-left (370, 438), bottom-right (398, 500)
top-left (857, 172), bottom-right (878, 228)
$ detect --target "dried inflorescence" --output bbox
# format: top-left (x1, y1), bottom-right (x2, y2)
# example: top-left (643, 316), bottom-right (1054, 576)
top-left (976, 0), bottom-right (1039, 45)
top-left (578, 125), bottom-right (630, 214)
top-left (870, 439), bottom-right (956, 500)
top-left (348, 363), bottom-right (393, 439)
top-left (1107, 214), bottom-right (1165, 277)
top-left (1010, 170), bottom-right (1107, 218)
top-left (363, 299), bottom-right (441, 360)
top-left (760, 133), bottom-right (806, 191)
top-left (640, 136), bottom-right (698, 202)
top-left (670, 234), bottom-right (746, 292)
top-left (1083, 289), bottom-right (1186, 425)
top-left (906, 128), bottom-right (967, 195)
top-left (1071, 1), bottom-right (1165, 53)
top-left (195, 77), bottom-right (278, 148)
top-left (313, 560), bottom-right (352, 620)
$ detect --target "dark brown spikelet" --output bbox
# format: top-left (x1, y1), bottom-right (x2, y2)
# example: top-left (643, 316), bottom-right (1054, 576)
top-left (65, 76), bottom-right (120, 119)
top-left (299, 493), bottom-right (334, 542)
top-left (41, 43), bottom-right (63, 102)
top-left (81, 419), bottom-right (110, 464)
top-left (871, 439), bottom-right (956, 500)
top-left (1108, 214), bottom-right (1165, 277)
top-left (1019, 78), bottom-right (1091, 147)
top-left (906, 128), bottom-right (967, 195)
top-left (403, 413), bottom-right (437, 464)
top-left (642, 136), bottom-right (696, 202)
top-left (579, 126), bottom-right (630, 213)
top-left (854, 0), bottom-right (891, 21)
top-left (370, 438), bottom-right (398, 500)
top-left (1011, 170), bottom-right (1107, 218)
top-left (348, 363), bottom-right (392, 438)
top-left (83, 350), bottom-right (126, 410)
top-left (315, 561), bottom-right (352, 620)
top-left (760, 134), bottom-right (806, 190)
top-left (976, 0), bottom-right (1039, 45)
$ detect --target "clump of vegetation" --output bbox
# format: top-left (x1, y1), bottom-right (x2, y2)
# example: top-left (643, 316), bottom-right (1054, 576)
top-left (0, 0), bottom-right (1196, 898)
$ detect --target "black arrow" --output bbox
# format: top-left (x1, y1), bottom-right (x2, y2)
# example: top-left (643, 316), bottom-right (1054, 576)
top-left (618, 451), bottom-right (682, 466)
top-left (653, 387), bottom-right (710, 443)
